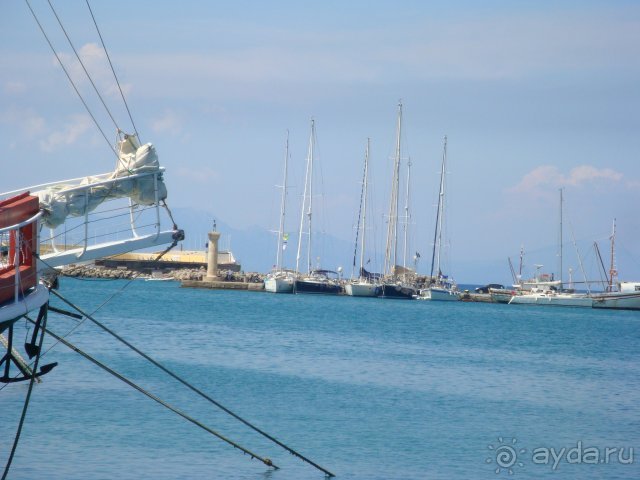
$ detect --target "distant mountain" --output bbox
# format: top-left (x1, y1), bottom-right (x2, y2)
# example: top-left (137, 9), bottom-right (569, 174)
top-left (170, 206), bottom-right (353, 274)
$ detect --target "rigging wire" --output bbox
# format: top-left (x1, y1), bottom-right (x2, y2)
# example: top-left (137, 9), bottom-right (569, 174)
top-left (24, 0), bottom-right (118, 159)
top-left (26, 318), bottom-right (277, 470)
top-left (85, 0), bottom-right (141, 140)
top-left (46, 0), bottom-right (120, 133)
top-left (0, 235), bottom-right (182, 392)
top-left (48, 288), bottom-right (335, 477)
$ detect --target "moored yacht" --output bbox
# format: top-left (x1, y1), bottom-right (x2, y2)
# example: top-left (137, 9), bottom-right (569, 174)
top-left (379, 102), bottom-right (418, 300)
top-left (294, 270), bottom-right (343, 295)
top-left (418, 136), bottom-right (458, 302)
top-left (345, 139), bottom-right (380, 298)
top-left (264, 131), bottom-right (294, 294)
top-left (508, 288), bottom-right (593, 307)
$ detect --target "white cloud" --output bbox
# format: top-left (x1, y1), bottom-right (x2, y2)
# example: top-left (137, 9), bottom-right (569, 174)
top-left (564, 165), bottom-right (623, 186)
top-left (57, 43), bottom-right (132, 100)
top-left (3, 81), bottom-right (26, 94)
top-left (0, 107), bottom-right (45, 137)
top-left (40, 114), bottom-right (92, 152)
top-left (508, 165), bottom-right (626, 198)
top-left (151, 110), bottom-right (183, 135)
top-left (175, 166), bottom-right (219, 184)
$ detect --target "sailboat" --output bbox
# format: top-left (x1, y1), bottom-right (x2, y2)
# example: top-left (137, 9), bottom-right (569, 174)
top-left (508, 189), bottom-right (592, 307)
top-left (293, 120), bottom-right (342, 295)
top-left (380, 102), bottom-right (417, 299)
top-left (264, 132), bottom-right (295, 293)
top-left (591, 219), bottom-right (640, 310)
top-left (345, 139), bottom-right (380, 297)
top-left (418, 136), bottom-right (459, 301)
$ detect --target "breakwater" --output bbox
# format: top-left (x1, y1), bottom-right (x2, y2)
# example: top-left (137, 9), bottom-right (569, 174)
top-left (61, 264), bottom-right (265, 283)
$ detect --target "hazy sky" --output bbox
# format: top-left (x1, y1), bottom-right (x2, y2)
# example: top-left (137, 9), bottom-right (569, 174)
top-left (1, 1), bottom-right (639, 282)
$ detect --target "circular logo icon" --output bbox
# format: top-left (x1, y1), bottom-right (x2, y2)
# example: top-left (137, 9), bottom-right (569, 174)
top-left (487, 437), bottom-right (526, 475)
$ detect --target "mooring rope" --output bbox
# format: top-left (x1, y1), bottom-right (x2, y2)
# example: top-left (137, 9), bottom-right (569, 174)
top-left (49, 288), bottom-right (335, 477)
top-left (27, 318), bottom-right (276, 470)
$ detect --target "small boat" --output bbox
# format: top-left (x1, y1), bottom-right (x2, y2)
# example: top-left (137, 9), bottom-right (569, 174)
top-left (590, 221), bottom-right (640, 310)
top-left (345, 281), bottom-right (379, 297)
top-left (379, 282), bottom-right (417, 299)
top-left (419, 284), bottom-right (460, 301)
top-left (508, 288), bottom-right (593, 307)
top-left (294, 270), bottom-right (343, 295)
top-left (264, 270), bottom-right (296, 293)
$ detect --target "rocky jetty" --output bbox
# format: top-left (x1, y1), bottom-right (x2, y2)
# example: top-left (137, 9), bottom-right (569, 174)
top-left (59, 264), bottom-right (264, 283)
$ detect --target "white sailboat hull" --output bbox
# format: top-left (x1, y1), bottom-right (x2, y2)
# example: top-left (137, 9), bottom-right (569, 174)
top-left (418, 287), bottom-right (459, 301)
top-left (509, 293), bottom-right (592, 307)
top-left (592, 292), bottom-right (640, 310)
top-left (345, 282), bottom-right (379, 297)
top-left (264, 276), bottom-right (294, 293)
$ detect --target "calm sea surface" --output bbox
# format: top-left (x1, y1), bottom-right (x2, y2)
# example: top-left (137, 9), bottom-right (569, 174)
top-left (1, 278), bottom-right (639, 479)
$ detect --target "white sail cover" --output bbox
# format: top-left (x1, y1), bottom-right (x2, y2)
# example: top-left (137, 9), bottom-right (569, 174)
top-left (35, 135), bottom-right (168, 228)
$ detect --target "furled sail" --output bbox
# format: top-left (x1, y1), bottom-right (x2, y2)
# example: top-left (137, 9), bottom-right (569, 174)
top-left (35, 134), bottom-right (168, 228)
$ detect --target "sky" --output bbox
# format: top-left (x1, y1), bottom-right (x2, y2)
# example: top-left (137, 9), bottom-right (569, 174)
top-left (1, 0), bottom-right (639, 284)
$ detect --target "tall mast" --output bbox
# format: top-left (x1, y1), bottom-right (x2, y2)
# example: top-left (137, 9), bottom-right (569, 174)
top-left (559, 187), bottom-right (563, 288)
top-left (296, 119), bottom-right (314, 274)
top-left (275, 131), bottom-right (289, 270)
top-left (430, 135), bottom-right (447, 282)
top-left (384, 101), bottom-right (402, 277)
top-left (402, 157), bottom-right (412, 272)
top-left (351, 139), bottom-right (368, 278)
top-left (307, 120), bottom-right (315, 273)
top-left (518, 245), bottom-right (524, 284)
top-left (609, 218), bottom-right (617, 292)
top-left (360, 138), bottom-right (370, 280)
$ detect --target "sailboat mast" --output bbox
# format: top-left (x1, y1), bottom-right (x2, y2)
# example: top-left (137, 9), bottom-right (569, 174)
top-left (518, 245), bottom-right (524, 284)
top-left (275, 131), bottom-right (289, 271)
top-left (360, 138), bottom-right (370, 280)
top-left (559, 187), bottom-right (563, 288)
top-left (307, 120), bottom-right (315, 273)
top-left (402, 157), bottom-right (412, 271)
top-left (296, 120), bottom-right (314, 274)
top-left (609, 218), bottom-right (617, 292)
top-left (570, 224), bottom-right (590, 294)
top-left (384, 101), bottom-right (402, 276)
top-left (430, 136), bottom-right (447, 281)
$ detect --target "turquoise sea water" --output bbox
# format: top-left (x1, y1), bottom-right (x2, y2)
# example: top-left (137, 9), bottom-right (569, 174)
top-left (1, 278), bottom-right (639, 479)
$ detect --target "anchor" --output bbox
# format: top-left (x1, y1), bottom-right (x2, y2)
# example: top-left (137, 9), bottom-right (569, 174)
top-left (0, 304), bottom-right (57, 383)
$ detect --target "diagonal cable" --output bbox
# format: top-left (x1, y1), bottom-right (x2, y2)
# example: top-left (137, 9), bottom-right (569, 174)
top-left (86, 0), bottom-right (141, 140)
top-left (47, 0), bottom-right (120, 132)
top-left (24, 0), bottom-right (118, 159)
